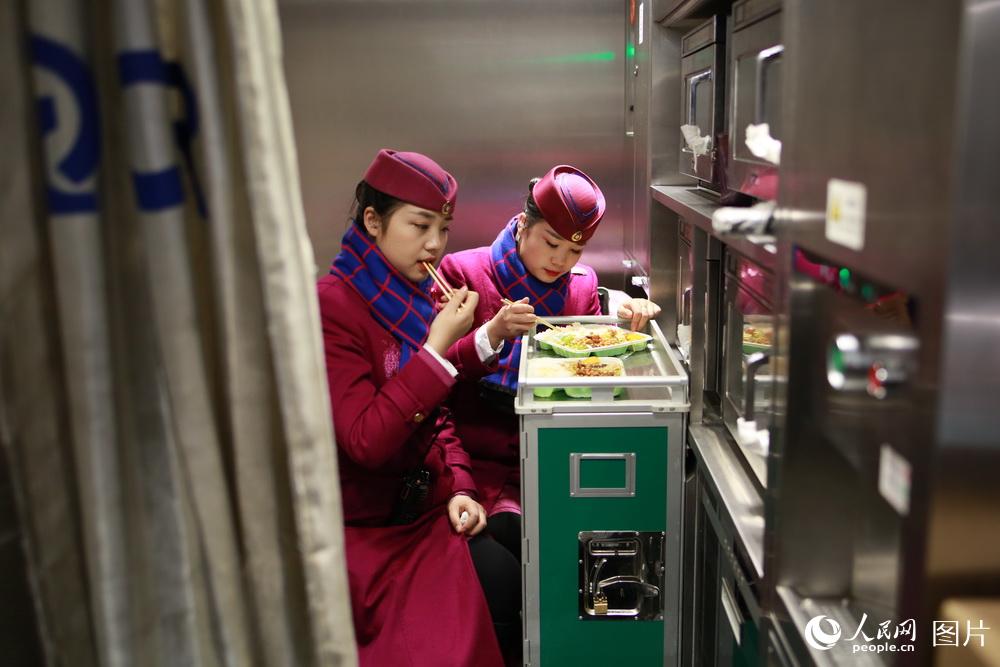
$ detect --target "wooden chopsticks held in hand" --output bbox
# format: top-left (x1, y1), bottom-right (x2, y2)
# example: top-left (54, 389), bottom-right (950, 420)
top-left (422, 261), bottom-right (455, 300)
top-left (500, 297), bottom-right (558, 330)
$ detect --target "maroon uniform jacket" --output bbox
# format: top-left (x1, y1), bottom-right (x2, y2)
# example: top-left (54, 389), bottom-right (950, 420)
top-left (318, 273), bottom-right (503, 667)
top-left (439, 247), bottom-right (601, 515)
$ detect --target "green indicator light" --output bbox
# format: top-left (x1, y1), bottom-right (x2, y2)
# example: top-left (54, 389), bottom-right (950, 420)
top-left (627, 44), bottom-right (636, 58)
top-left (861, 284), bottom-right (876, 302)
top-left (839, 267), bottom-right (852, 287)
top-left (534, 50), bottom-right (617, 64)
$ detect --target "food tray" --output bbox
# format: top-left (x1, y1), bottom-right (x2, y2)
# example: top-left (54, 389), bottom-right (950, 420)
top-left (742, 341), bottom-right (771, 354)
top-left (741, 323), bottom-right (772, 354)
top-left (516, 316), bottom-right (690, 414)
top-left (525, 357), bottom-right (625, 399)
top-left (534, 323), bottom-right (652, 358)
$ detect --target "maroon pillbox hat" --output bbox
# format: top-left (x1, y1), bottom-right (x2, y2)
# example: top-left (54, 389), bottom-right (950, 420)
top-left (363, 149), bottom-right (458, 216)
top-left (531, 165), bottom-right (606, 243)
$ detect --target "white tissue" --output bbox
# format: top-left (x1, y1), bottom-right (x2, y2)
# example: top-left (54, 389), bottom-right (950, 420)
top-left (744, 123), bottom-right (781, 165)
top-left (736, 417), bottom-right (770, 455)
top-left (680, 124), bottom-right (712, 171)
top-left (711, 200), bottom-right (775, 235)
top-left (676, 324), bottom-right (692, 361)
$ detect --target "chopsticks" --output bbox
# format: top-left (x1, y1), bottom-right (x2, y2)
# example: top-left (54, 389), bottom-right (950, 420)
top-left (422, 261), bottom-right (455, 299)
top-left (500, 297), bottom-right (558, 330)
top-left (422, 260), bottom-right (559, 331)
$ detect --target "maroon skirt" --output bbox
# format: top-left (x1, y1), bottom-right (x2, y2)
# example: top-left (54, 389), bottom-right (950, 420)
top-left (345, 508), bottom-right (504, 667)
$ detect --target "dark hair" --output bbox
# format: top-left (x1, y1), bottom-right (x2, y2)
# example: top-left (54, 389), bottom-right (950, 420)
top-left (350, 181), bottom-right (406, 233)
top-left (522, 177), bottom-right (544, 228)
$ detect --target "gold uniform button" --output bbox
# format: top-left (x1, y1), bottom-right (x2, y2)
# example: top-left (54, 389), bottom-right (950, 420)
top-left (412, 412), bottom-right (426, 423)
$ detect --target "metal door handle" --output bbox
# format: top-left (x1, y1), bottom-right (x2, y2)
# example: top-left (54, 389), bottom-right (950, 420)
top-left (687, 69), bottom-right (713, 126)
top-left (596, 575), bottom-right (660, 598)
top-left (754, 44), bottom-right (784, 125)
top-left (744, 351), bottom-right (771, 421)
top-left (720, 580), bottom-right (744, 645)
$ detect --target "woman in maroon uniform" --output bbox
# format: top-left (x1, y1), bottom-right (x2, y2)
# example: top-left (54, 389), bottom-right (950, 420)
top-left (439, 165), bottom-right (661, 559)
top-left (317, 149), bottom-right (519, 666)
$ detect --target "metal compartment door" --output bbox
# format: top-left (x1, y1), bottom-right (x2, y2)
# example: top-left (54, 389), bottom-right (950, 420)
top-left (680, 58), bottom-right (717, 182)
top-left (721, 254), bottom-right (775, 440)
top-left (727, 1), bottom-right (783, 199)
top-left (689, 462), bottom-right (764, 667)
top-left (679, 18), bottom-right (724, 184)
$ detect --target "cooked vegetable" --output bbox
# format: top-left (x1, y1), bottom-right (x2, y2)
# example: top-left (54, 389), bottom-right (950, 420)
top-left (742, 325), bottom-right (772, 346)
top-left (544, 324), bottom-right (639, 350)
top-left (570, 357), bottom-right (621, 377)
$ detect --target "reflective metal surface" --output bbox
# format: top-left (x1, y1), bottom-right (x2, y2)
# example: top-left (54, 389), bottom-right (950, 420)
top-left (931, 0), bottom-right (1000, 581)
top-left (649, 201), bottom-right (681, 347)
top-left (688, 424), bottom-right (765, 576)
top-left (278, 0), bottom-right (628, 279)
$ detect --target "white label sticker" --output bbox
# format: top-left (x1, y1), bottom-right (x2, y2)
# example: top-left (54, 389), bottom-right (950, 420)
top-left (825, 178), bottom-right (867, 251)
top-left (879, 444), bottom-right (911, 516)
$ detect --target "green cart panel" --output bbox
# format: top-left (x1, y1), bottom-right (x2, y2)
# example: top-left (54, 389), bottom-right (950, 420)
top-left (537, 426), bottom-right (669, 666)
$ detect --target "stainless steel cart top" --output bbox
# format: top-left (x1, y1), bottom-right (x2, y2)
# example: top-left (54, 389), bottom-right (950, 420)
top-left (515, 316), bottom-right (690, 414)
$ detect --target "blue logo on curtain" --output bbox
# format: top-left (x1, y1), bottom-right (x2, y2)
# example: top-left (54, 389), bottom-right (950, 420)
top-left (118, 50), bottom-right (206, 215)
top-left (30, 36), bottom-right (205, 217)
top-left (30, 34), bottom-right (101, 214)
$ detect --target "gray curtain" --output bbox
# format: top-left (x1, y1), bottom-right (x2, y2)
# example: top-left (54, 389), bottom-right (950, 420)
top-left (0, 0), bottom-right (356, 665)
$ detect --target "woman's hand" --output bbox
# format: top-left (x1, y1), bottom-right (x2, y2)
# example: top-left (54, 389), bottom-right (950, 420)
top-left (448, 494), bottom-right (487, 536)
top-left (617, 298), bottom-right (661, 331)
top-left (427, 286), bottom-right (479, 355)
top-left (485, 297), bottom-right (535, 348)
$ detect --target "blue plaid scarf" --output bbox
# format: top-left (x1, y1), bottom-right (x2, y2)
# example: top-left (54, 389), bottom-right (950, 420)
top-left (484, 217), bottom-right (571, 392)
top-left (330, 224), bottom-right (436, 368)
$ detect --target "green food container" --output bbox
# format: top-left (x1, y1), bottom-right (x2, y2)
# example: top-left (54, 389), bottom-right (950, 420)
top-left (532, 386), bottom-right (558, 398)
top-left (742, 341), bottom-right (770, 355)
top-left (536, 324), bottom-right (653, 359)
top-left (550, 346), bottom-right (592, 359)
top-left (563, 385), bottom-right (625, 399)
top-left (527, 357), bottom-right (626, 399)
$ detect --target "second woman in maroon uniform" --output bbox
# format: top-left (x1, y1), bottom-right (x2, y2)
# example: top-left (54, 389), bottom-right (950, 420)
top-left (439, 165), bottom-right (661, 560)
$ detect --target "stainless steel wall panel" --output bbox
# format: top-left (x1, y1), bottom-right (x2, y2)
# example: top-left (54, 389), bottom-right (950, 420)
top-left (650, 20), bottom-right (684, 186)
top-left (278, 0), bottom-right (628, 281)
top-left (929, 0), bottom-right (1000, 582)
top-left (766, 3), bottom-right (1000, 664)
top-left (777, 2), bottom-right (960, 296)
top-left (626, 0), bottom-right (651, 280)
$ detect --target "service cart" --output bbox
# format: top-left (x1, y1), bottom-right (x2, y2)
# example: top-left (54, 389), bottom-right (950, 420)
top-left (516, 316), bottom-right (690, 666)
